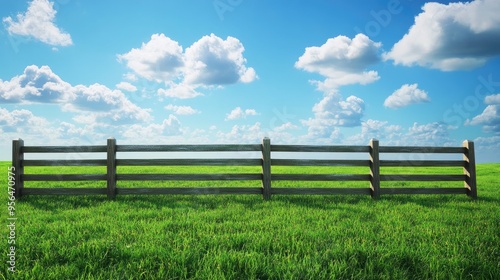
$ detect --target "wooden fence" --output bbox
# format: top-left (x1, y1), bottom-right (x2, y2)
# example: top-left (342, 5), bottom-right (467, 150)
top-left (11, 138), bottom-right (477, 199)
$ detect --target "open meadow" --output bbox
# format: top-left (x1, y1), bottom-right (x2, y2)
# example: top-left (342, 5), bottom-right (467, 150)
top-left (1, 161), bottom-right (499, 279)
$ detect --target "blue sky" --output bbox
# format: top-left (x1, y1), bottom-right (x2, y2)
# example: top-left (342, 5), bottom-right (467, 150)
top-left (1, 0), bottom-right (500, 162)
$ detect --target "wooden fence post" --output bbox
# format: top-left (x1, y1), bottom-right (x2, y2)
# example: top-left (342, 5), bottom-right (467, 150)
top-left (463, 140), bottom-right (477, 199)
top-left (12, 139), bottom-right (24, 199)
top-left (262, 137), bottom-right (272, 200)
top-left (107, 138), bottom-right (117, 199)
top-left (369, 139), bottom-right (380, 199)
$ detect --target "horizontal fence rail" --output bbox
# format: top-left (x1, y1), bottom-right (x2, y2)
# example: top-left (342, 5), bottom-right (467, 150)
top-left (11, 138), bottom-right (477, 199)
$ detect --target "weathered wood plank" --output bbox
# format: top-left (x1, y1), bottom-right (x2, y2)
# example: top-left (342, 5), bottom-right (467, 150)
top-left (22, 174), bottom-right (107, 181)
top-left (271, 145), bottom-right (370, 153)
top-left (116, 187), bottom-right (262, 195)
top-left (271, 159), bottom-right (370, 166)
top-left (271, 188), bottom-right (371, 195)
top-left (12, 139), bottom-right (24, 198)
top-left (116, 144), bottom-right (262, 152)
top-left (22, 145), bottom-right (107, 153)
top-left (379, 146), bottom-right (465, 153)
top-left (370, 139), bottom-right (380, 198)
top-left (117, 173), bottom-right (262, 181)
top-left (271, 174), bottom-right (370, 181)
top-left (22, 159), bottom-right (107, 166)
top-left (380, 174), bottom-right (467, 181)
top-left (107, 138), bottom-right (117, 199)
top-left (463, 140), bottom-right (477, 198)
top-left (380, 188), bottom-right (467, 195)
top-left (262, 137), bottom-right (272, 200)
top-left (380, 160), bottom-right (465, 167)
top-left (116, 158), bottom-right (262, 166)
top-left (22, 188), bottom-right (107, 195)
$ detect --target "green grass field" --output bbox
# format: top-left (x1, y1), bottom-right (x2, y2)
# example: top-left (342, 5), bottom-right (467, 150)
top-left (1, 162), bottom-right (499, 279)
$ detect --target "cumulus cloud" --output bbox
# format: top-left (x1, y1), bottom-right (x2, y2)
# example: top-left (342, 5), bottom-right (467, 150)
top-left (384, 83), bottom-right (430, 108)
top-left (216, 122), bottom-right (265, 143)
top-left (346, 119), bottom-right (403, 145)
top-left (384, 0), bottom-right (500, 71)
top-left (0, 108), bottom-right (48, 130)
top-left (157, 83), bottom-right (203, 99)
top-left (122, 115), bottom-right (181, 139)
top-left (225, 107), bottom-right (258, 120)
top-left (0, 107), bottom-right (56, 137)
top-left (184, 34), bottom-right (257, 85)
top-left (117, 33), bottom-right (184, 82)
top-left (64, 84), bottom-right (152, 124)
top-left (406, 122), bottom-right (455, 146)
top-left (118, 33), bottom-right (257, 97)
top-left (301, 93), bottom-right (365, 139)
top-left (165, 104), bottom-right (199, 115)
top-left (1, 65), bottom-right (152, 124)
top-left (116, 82), bottom-right (137, 92)
top-left (485, 94), bottom-right (500, 105)
top-left (466, 93), bottom-right (500, 134)
top-left (0, 65), bottom-right (72, 103)
top-left (274, 122), bottom-right (299, 132)
top-left (3, 0), bottom-right (72, 46)
top-left (295, 33), bottom-right (381, 89)
top-left (295, 34), bottom-right (380, 139)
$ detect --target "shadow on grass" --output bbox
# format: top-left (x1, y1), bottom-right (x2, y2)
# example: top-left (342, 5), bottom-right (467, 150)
top-left (19, 191), bottom-right (495, 214)
top-left (378, 193), bottom-right (498, 208)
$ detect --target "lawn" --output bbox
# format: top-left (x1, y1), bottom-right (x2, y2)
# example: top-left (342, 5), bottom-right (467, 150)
top-left (1, 162), bottom-right (499, 279)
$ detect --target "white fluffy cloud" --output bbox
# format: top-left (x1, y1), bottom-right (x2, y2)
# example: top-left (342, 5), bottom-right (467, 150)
top-left (225, 107), bottom-right (258, 120)
top-left (0, 108), bottom-right (49, 131)
top-left (184, 34), bottom-right (257, 85)
top-left (384, 83), bottom-right (430, 109)
top-left (384, 0), bottom-right (500, 71)
top-left (116, 82), bottom-right (137, 92)
top-left (466, 93), bottom-right (500, 134)
top-left (157, 83), bottom-right (203, 99)
top-left (406, 122), bottom-right (454, 146)
top-left (1, 65), bottom-right (152, 124)
top-left (295, 33), bottom-right (381, 89)
top-left (119, 33), bottom-right (257, 97)
top-left (295, 34), bottom-right (380, 138)
top-left (117, 34), bottom-right (184, 82)
top-left (346, 119), bottom-right (403, 145)
top-left (0, 65), bottom-right (73, 103)
top-left (216, 122), bottom-right (265, 143)
top-left (3, 0), bottom-right (72, 46)
top-left (301, 93), bottom-right (365, 139)
top-left (165, 104), bottom-right (199, 115)
top-left (122, 115), bottom-right (181, 139)
top-left (64, 84), bottom-right (152, 124)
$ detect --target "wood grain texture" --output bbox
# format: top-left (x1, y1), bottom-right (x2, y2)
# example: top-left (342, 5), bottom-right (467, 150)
top-left (22, 188), bottom-right (107, 195)
top-left (12, 139), bottom-right (24, 198)
top-left (262, 137), bottom-right (272, 200)
top-left (22, 145), bottom-right (107, 153)
top-left (116, 144), bottom-right (261, 152)
top-left (379, 146), bottom-right (465, 154)
top-left (23, 159), bottom-right (107, 166)
top-left (13, 138), bottom-right (476, 199)
top-left (463, 140), bottom-right (477, 198)
top-left (117, 174), bottom-right (262, 181)
top-left (370, 139), bottom-right (380, 198)
top-left (116, 159), bottom-right (261, 166)
top-left (271, 145), bottom-right (370, 153)
top-left (116, 187), bottom-right (262, 195)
